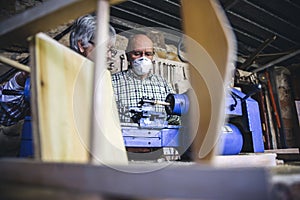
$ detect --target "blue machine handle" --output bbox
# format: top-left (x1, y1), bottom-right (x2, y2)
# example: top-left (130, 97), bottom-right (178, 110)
top-left (165, 93), bottom-right (189, 116)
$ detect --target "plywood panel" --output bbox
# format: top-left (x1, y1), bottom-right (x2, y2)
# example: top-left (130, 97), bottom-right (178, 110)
top-left (181, 0), bottom-right (236, 162)
top-left (90, 0), bottom-right (128, 165)
top-left (31, 33), bottom-right (127, 164)
top-left (31, 33), bottom-right (94, 162)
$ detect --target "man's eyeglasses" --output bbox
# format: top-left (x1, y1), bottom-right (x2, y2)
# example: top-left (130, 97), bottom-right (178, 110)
top-left (130, 50), bottom-right (155, 57)
top-left (89, 40), bottom-right (118, 58)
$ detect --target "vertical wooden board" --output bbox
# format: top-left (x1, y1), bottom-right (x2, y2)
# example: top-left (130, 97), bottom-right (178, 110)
top-left (90, 0), bottom-right (128, 165)
top-left (181, 0), bottom-right (236, 162)
top-left (31, 33), bottom-right (93, 162)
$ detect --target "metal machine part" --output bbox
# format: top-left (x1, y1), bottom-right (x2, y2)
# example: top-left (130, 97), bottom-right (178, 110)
top-left (218, 123), bottom-right (243, 155)
top-left (224, 87), bottom-right (265, 154)
top-left (128, 93), bottom-right (189, 128)
top-left (122, 124), bottom-right (181, 148)
top-left (165, 93), bottom-right (189, 115)
top-left (122, 93), bottom-right (189, 150)
top-left (12, 84), bottom-right (264, 157)
top-left (129, 99), bottom-right (168, 128)
top-left (125, 88), bottom-right (265, 156)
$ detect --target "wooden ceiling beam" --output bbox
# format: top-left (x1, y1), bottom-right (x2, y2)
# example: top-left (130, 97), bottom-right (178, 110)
top-left (0, 0), bottom-right (99, 49)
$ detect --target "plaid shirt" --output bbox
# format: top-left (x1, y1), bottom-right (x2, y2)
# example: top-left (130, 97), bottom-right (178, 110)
top-left (112, 69), bottom-right (174, 123)
top-left (0, 73), bottom-right (30, 126)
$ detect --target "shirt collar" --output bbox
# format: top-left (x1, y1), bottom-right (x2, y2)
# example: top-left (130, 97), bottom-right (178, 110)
top-left (127, 69), bottom-right (154, 81)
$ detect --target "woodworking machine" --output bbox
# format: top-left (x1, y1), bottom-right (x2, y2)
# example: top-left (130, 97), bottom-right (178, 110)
top-left (3, 79), bottom-right (264, 157)
top-left (220, 86), bottom-right (265, 155)
top-left (121, 93), bottom-right (189, 149)
top-left (122, 87), bottom-right (265, 156)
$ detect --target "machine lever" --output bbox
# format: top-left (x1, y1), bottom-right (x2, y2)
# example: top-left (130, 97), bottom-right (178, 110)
top-left (242, 84), bottom-right (262, 101)
top-left (142, 99), bottom-right (170, 106)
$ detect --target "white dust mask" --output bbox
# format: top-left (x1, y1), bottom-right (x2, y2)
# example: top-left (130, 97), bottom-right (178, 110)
top-left (131, 57), bottom-right (153, 76)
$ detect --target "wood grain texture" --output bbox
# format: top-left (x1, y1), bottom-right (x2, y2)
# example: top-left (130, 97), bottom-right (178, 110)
top-left (31, 32), bottom-right (127, 164)
top-left (90, 0), bottom-right (128, 165)
top-left (0, 56), bottom-right (30, 72)
top-left (31, 33), bottom-right (93, 162)
top-left (181, 0), bottom-right (236, 162)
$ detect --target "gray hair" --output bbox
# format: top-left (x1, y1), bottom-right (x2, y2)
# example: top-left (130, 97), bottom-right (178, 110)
top-left (70, 14), bottom-right (116, 53)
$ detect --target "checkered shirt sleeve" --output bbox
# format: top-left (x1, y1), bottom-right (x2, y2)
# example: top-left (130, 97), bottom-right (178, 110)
top-left (0, 97), bottom-right (29, 126)
top-left (0, 74), bottom-right (30, 126)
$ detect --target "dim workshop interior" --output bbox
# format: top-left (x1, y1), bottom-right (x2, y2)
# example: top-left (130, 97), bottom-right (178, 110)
top-left (0, 0), bottom-right (300, 199)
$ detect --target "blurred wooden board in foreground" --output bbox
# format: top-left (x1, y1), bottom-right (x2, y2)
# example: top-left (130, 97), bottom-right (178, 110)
top-left (30, 33), bottom-right (93, 162)
top-left (0, 160), bottom-right (270, 200)
top-left (181, 0), bottom-right (236, 163)
top-left (30, 33), bottom-right (127, 163)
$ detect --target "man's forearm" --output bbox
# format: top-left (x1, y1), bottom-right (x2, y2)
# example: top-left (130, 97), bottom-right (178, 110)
top-left (1, 72), bottom-right (29, 102)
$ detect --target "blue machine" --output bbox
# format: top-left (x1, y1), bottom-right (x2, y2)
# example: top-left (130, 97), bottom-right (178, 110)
top-left (122, 94), bottom-right (189, 149)
top-left (221, 87), bottom-right (265, 155)
top-left (7, 78), bottom-right (264, 157)
top-left (218, 123), bottom-right (243, 155)
top-left (123, 88), bottom-right (265, 156)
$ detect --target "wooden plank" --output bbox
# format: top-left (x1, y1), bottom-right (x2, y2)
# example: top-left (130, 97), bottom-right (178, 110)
top-left (214, 154), bottom-right (277, 168)
top-left (276, 154), bottom-right (300, 162)
top-left (0, 183), bottom-right (107, 200)
top-left (31, 32), bottom-right (127, 164)
top-left (0, 0), bottom-right (126, 49)
top-left (0, 160), bottom-right (270, 200)
top-left (0, 0), bottom-right (97, 49)
top-left (181, 0), bottom-right (236, 162)
top-left (265, 148), bottom-right (300, 154)
top-left (90, 0), bottom-right (128, 165)
top-left (0, 56), bottom-right (30, 72)
top-left (31, 33), bottom-right (94, 162)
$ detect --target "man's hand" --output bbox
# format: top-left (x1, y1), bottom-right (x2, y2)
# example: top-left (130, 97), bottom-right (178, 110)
top-left (15, 71), bottom-right (29, 87)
